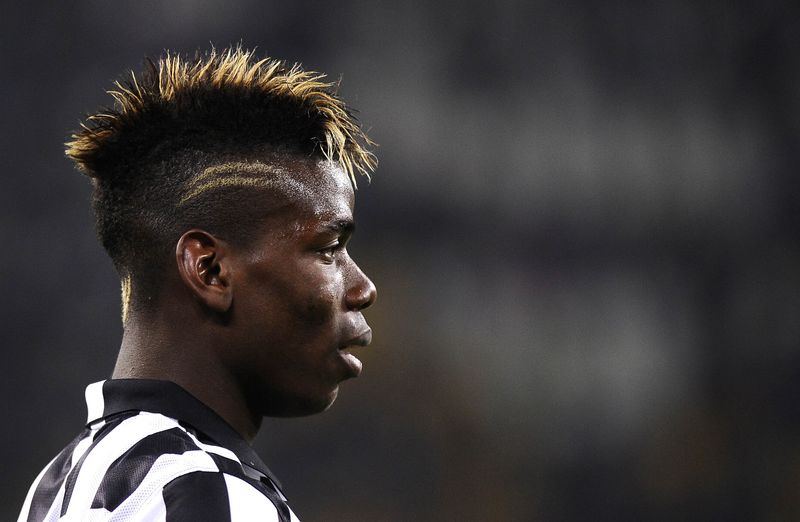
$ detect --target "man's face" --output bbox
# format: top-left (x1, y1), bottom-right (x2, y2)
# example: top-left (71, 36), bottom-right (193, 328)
top-left (225, 159), bottom-right (377, 417)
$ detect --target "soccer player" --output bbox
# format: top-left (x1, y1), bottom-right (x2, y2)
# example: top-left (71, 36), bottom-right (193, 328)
top-left (17, 47), bottom-right (377, 521)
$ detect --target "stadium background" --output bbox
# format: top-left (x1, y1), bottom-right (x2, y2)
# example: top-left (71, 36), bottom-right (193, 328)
top-left (2, 1), bottom-right (798, 520)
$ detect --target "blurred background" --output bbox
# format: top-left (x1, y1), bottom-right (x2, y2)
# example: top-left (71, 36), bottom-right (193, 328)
top-left (2, 1), bottom-right (798, 520)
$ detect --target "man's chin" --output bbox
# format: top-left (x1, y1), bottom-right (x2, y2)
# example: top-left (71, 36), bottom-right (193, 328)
top-left (263, 386), bottom-right (339, 418)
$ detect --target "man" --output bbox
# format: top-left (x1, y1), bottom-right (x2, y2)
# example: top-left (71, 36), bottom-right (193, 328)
top-left (17, 47), bottom-right (377, 521)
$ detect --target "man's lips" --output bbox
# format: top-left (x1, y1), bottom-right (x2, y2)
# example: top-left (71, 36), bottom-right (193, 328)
top-left (338, 329), bottom-right (372, 377)
top-left (341, 329), bottom-right (373, 349)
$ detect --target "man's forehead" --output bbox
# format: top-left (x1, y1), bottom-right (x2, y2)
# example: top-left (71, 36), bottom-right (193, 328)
top-left (294, 160), bottom-right (355, 221)
top-left (227, 157), bottom-right (355, 240)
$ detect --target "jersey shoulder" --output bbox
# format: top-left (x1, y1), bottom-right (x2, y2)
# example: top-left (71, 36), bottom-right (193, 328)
top-left (159, 471), bottom-right (282, 521)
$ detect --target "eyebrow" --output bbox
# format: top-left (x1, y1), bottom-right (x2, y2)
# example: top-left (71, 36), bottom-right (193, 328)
top-left (322, 219), bottom-right (355, 234)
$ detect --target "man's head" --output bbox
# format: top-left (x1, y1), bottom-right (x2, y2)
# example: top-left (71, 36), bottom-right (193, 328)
top-left (66, 47), bottom-right (376, 321)
top-left (67, 47), bottom-right (377, 419)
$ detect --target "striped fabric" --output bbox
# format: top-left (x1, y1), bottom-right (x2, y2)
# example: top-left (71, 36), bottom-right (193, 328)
top-left (18, 380), bottom-right (299, 521)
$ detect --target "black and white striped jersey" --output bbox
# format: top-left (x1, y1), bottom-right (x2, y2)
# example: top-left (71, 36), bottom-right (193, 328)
top-left (18, 379), bottom-right (300, 521)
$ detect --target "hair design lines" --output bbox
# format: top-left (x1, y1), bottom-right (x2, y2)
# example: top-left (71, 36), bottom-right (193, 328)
top-left (178, 161), bottom-right (299, 206)
top-left (120, 274), bottom-right (132, 323)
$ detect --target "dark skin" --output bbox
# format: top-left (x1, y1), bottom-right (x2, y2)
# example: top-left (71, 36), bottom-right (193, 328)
top-left (112, 157), bottom-right (377, 443)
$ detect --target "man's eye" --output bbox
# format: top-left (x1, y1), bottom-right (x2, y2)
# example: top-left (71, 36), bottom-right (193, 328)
top-left (319, 244), bottom-right (339, 262)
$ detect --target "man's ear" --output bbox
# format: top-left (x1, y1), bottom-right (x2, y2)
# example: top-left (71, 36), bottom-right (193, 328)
top-left (175, 229), bottom-right (233, 313)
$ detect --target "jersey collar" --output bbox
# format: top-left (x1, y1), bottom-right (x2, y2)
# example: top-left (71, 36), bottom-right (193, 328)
top-left (84, 379), bottom-right (282, 489)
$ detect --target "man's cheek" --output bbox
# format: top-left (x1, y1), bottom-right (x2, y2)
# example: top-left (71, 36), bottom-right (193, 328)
top-left (302, 285), bottom-right (338, 323)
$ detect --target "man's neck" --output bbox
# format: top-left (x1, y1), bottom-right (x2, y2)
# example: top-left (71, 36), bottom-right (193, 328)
top-left (113, 309), bottom-right (262, 443)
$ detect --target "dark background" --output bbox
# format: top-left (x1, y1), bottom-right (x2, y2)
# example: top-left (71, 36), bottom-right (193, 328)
top-left (2, 1), bottom-right (799, 520)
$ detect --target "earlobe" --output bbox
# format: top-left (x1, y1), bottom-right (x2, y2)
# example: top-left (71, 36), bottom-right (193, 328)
top-left (175, 230), bottom-right (233, 313)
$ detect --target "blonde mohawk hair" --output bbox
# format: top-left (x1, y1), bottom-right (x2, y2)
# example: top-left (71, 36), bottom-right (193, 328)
top-left (66, 47), bottom-right (376, 185)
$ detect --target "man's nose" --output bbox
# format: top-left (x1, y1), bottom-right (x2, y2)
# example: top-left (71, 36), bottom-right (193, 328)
top-left (345, 263), bottom-right (377, 311)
